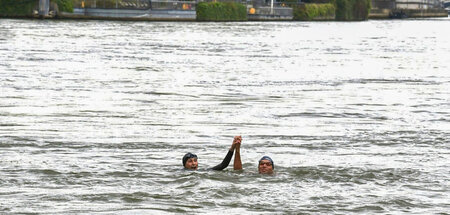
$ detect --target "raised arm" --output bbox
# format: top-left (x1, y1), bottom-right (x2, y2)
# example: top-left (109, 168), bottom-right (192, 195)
top-left (233, 136), bottom-right (242, 170)
top-left (210, 138), bottom-right (238, 171)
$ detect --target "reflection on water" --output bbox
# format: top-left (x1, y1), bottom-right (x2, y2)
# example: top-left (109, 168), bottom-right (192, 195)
top-left (0, 18), bottom-right (449, 213)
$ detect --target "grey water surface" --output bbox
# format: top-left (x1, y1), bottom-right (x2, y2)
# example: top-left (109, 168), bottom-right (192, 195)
top-left (0, 18), bottom-right (449, 214)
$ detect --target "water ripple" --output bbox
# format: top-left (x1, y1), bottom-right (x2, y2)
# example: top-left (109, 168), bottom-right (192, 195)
top-left (0, 19), bottom-right (449, 214)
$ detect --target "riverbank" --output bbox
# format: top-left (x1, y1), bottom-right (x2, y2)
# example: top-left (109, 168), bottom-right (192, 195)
top-left (0, 0), bottom-right (447, 21)
top-left (369, 8), bottom-right (448, 19)
top-left (58, 8), bottom-right (449, 21)
top-left (5, 8), bottom-right (448, 21)
top-left (57, 6), bottom-right (292, 21)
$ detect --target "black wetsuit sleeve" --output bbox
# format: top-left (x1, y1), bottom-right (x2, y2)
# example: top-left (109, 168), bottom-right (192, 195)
top-left (210, 150), bottom-right (234, 171)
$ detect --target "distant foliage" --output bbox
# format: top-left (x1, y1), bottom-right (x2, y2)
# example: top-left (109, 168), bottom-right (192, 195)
top-left (0, 0), bottom-right (73, 16)
top-left (52, 0), bottom-right (74, 13)
top-left (0, 0), bottom-right (36, 16)
top-left (335, 0), bottom-right (371, 21)
top-left (196, 2), bottom-right (247, 21)
top-left (301, 0), bottom-right (335, 3)
top-left (293, 3), bottom-right (335, 21)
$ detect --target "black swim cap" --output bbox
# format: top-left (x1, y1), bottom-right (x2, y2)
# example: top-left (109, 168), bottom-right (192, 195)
top-left (182, 152), bottom-right (198, 167)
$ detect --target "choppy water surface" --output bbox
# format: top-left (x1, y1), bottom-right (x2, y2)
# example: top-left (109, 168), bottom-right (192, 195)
top-left (1, 18), bottom-right (449, 214)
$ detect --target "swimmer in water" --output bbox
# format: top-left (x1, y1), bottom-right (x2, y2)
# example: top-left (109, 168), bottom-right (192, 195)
top-left (232, 138), bottom-right (274, 174)
top-left (257, 155), bottom-right (274, 174)
top-left (182, 136), bottom-right (242, 171)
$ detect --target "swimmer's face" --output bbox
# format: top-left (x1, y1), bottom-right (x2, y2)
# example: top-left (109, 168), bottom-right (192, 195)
top-left (184, 158), bottom-right (198, 170)
top-left (258, 160), bottom-right (273, 174)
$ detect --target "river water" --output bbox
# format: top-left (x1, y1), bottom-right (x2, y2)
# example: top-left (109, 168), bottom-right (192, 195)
top-left (0, 18), bottom-right (449, 214)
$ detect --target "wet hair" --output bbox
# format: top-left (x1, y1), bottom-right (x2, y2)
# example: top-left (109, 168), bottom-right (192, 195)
top-left (182, 152), bottom-right (198, 167)
top-left (259, 156), bottom-right (274, 169)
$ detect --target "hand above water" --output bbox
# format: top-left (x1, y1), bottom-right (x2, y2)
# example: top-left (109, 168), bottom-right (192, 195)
top-left (230, 135), bottom-right (242, 151)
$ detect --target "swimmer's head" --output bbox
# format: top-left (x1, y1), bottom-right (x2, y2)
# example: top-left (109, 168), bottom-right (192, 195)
top-left (183, 152), bottom-right (198, 170)
top-left (258, 156), bottom-right (274, 174)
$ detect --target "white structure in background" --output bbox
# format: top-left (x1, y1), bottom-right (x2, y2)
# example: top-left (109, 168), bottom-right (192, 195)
top-left (395, 0), bottom-right (442, 9)
top-left (39, 0), bottom-right (50, 16)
